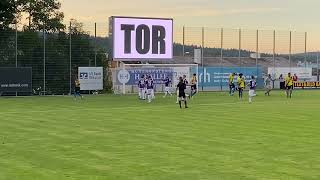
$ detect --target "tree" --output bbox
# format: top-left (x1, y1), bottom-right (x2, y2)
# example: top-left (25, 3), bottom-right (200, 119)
top-left (19, 0), bottom-right (65, 32)
top-left (0, 0), bottom-right (19, 30)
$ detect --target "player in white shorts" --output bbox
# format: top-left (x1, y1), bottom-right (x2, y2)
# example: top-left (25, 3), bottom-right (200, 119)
top-left (138, 75), bottom-right (146, 100)
top-left (248, 76), bottom-right (257, 103)
top-left (146, 76), bottom-right (154, 103)
top-left (163, 76), bottom-right (172, 97)
top-left (264, 74), bottom-right (272, 96)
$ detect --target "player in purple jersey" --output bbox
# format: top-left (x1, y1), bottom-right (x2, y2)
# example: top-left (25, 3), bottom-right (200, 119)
top-left (146, 76), bottom-right (154, 103)
top-left (163, 76), bottom-right (172, 98)
top-left (248, 76), bottom-right (257, 103)
top-left (150, 76), bottom-right (156, 99)
top-left (144, 74), bottom-right (148, 97)
top-left (138, 75), bottom-right (146, 100)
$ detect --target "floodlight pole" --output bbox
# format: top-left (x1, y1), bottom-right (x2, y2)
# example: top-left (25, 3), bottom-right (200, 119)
top-left (256, 30), bottom-right (259, 78)
top-left (182, 26), bottom-right (185, 56)
top-left (15, 23), bottom-right (18, 96)
top-left (273, 30), bottom-right (276, 75)
top-left (201, 27), bottom-right (204, 91)
top-left (304, 32), bottom-right (307, 68)
top-left (289, 31), bottom-right (292, 71)
top-left (95, 22), bottom-right (97, 67)
top-left (220, 28), bottom-right (223, 91)
top-left (69, 21), bottom-right (72, 95)
top-left (317, 51), bottom-right (319, 81)
top-left (273, 30), bottom-right (276, 88)
top-left (43, 24), bottom-right (46, 95)
top-left (239, 29), bottom-right (241, 67)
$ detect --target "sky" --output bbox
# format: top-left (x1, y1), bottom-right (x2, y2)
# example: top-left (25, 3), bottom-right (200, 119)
top-left (60, 0), bottom-right (320, 51)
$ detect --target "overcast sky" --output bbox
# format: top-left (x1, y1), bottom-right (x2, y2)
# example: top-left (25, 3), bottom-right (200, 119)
top-left (60, 0), bottom-right (320, 50)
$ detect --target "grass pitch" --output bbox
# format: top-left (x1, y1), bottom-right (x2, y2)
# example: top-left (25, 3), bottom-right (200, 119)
top-left (1, 90), bottom-right (320, 180)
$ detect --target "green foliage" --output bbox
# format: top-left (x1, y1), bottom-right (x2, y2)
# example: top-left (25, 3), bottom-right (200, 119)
top-left (0, 0), bottom-right (18, 30)
top-left (19, 0), bottom-right (65, 32)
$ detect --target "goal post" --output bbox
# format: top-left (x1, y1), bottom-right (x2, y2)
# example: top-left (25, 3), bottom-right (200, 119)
top-left (112, 64), bottom-right (199, 95)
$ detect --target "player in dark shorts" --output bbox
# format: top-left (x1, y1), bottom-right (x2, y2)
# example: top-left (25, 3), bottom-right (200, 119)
top-left (177, 77), bottom-right (188, 109)
top-left (74, 78), bottom-right (83, 99)
top-left (190, 73), bottom-right (197, 98)
top-left (285, 73), bottom-right (294, 98)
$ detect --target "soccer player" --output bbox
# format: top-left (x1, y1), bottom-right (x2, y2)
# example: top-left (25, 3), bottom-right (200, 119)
top-left (146, 76), bottom-right (154, 103)
top-left (237, 73), bottom-right (245, 99)
top-left (285, 73), bottom-right (294, 98)
top-left (248, 76), bottom-right (257, 103)
top-left (183, 75), bottom-right (190, 98)
top-left (176, 75), bottom-right (189, 103)
top-left (190, 73), bottom-right (197, 98)
top-left (149, 75), bottom-right (156, 99)
top-left (74, 78), bottom-right (83, 99)
top-left (144, 74), bottom-right (148, 98)
top-left (138, 76), bottom-right (146, 100)
top-left (177, 77), bottom-right (188, 109)
top-left (229, 73), bottom-right (236, 96)
top-left (265, 74), bottom-right (272, 96)
top-left (163, 76), bottom-right (172, 98)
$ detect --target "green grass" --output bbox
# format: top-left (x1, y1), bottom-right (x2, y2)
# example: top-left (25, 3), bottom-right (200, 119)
top-left (1, 90), bottom-right (320, 180)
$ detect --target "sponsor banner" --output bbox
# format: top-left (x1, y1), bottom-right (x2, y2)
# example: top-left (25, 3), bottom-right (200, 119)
top-left (116, 68), bottom-right (174, 85)
top-left (78, 67), bottom-right (103, 90)
top-left (172, 67), bottom-right (190, 86)
top-left (294, 81), bottom-right (320, 88)
top-left (268, 67), bottom-right (312, 79)
top-left (196, 67), bottom-right (263, 88)
top-left (112, 16), bottom-right (173, 60)
top-left (0, 67), bottom-right (32, 92)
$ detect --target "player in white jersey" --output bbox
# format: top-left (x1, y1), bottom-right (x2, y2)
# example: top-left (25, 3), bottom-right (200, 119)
top-left (138, 76), bottom-right (146, 100)
top-left (264, 74), bottom-right (272, 96)
top-left (248, 76), bottom-right (257, 103)
top-left (146, 76), bottom-right (154, 103)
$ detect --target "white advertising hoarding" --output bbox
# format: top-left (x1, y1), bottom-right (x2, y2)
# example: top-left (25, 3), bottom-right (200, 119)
top-left (173, 67), bottom-right (190, 86)
top-left (78, 67), bottom-right (103, 90)
top-left (268, 67), bottom-right (312, 79)
top-left (112, 16), bottom-right (173, 60)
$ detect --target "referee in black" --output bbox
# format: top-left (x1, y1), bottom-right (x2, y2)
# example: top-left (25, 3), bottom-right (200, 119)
top-left (177, 77), bottom-right (188, 109)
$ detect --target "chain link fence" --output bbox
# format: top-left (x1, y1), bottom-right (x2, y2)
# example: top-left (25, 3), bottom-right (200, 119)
top-left (0, 22), bottom-right (111, 95)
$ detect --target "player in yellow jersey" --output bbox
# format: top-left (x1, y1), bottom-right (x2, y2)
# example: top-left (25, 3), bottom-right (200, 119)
top-left (285, 72), bottom-right (294, 98)
top-left (190, 74), bottom-right (197, 98)
top-left (237, 73), bottom-right (245, 99)
top-left (228, 73), bottom-right (236, 96)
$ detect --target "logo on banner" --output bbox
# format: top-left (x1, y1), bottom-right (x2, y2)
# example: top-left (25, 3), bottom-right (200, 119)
top-left (79, 72), bottom-right (88, 79)
top-left (118, 70), bottom-right (130, 84)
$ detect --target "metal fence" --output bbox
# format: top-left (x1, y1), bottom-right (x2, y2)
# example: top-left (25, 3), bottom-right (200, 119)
top-left (1, 21), bottom-right (319, 94)
top-left (173, 27), bottom-right (312, 71)
top-left (0, 22), bottom-right (111, 95)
